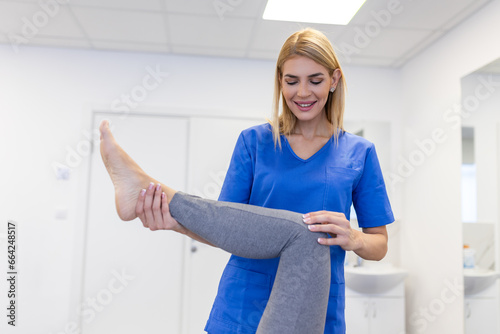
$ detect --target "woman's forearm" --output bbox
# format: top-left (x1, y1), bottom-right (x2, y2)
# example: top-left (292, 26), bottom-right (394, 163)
top-left (352, 227), bottom-right (388, 261)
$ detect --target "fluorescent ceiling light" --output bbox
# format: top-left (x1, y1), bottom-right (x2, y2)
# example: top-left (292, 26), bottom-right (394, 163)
top-left (263, 0), bottom-right (367, 25)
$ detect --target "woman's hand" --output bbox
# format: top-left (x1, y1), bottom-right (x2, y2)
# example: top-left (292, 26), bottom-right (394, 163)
top-left (135, 182), bottom-right (215, 246)
top-left (303, 210), bottom-right (388, 260)
top-left (135, 182), bottom-right (185, 233)
top-left (303, 211), bottom-right (362, 251)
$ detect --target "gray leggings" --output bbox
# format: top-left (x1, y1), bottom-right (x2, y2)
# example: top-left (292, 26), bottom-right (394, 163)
top-left (169, 192), bottom-right (331, 334)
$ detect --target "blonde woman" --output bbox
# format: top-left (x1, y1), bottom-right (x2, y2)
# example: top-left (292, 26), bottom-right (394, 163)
top-left (100, 28), bottom-right (393, 334)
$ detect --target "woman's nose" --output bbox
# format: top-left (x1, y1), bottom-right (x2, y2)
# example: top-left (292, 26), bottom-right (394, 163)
top-left (297, 83), bottom-right (310, 97)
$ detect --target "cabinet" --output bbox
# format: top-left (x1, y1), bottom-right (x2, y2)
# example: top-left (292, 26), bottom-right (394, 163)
top-left (464, 282), bottom-right (499, 333)
top-left (345, 283), bottom-right (405, 334)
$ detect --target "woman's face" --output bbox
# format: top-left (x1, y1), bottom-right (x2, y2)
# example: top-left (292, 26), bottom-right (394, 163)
top-left (281, 55), bottom-right (339, 125)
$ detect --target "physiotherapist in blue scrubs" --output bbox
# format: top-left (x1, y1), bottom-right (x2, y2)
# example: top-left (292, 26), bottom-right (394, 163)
top-left (204, 28), bottom-right (394, 334)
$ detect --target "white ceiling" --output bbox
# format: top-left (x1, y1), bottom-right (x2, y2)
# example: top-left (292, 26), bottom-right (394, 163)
top-left (0, 0), bottom-right (493, 67)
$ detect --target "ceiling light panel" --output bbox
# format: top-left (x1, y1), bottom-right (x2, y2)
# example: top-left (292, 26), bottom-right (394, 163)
top-left (263, 0), bottom-right (367, 25)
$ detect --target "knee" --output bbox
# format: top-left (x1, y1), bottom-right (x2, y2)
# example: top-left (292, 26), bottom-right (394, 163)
top-left (297, 222), bottom-right (327, 243)
top-left (292, 224), bottom-right (330, 257)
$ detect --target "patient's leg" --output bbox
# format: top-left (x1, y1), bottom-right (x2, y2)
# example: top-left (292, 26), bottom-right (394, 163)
top-left (169, 193), bottom-right (331, 334)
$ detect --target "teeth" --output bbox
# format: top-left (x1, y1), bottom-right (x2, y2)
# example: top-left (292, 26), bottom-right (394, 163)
top-left (298, 102), bottom-right (313, 107)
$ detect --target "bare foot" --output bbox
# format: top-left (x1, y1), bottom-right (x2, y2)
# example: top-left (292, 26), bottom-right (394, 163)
top-left (99, 120), bottom-right (152, 221)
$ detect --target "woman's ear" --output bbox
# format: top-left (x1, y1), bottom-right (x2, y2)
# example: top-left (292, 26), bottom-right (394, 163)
top-left (331, 68), bottom-right (342, 89)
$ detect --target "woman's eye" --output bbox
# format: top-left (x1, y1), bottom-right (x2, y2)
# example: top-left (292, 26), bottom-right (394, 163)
top-left (311, 81), bottom-right (323, 85)
top-left (286, 81), bottom-right (297, 85)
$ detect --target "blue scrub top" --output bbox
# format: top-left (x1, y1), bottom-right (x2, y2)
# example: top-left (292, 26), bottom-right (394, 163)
top-left (205, 123), bottom-right (394, 334)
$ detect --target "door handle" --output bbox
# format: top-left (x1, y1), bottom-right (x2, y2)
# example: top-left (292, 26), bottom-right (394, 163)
top-left (190, 240), bottom-right (198, 253)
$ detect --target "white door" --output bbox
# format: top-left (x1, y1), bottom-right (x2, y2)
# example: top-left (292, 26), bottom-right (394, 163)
top-left (82, 113), bottom-right (189, 334)
top-left (184, 117), bottom-right (262, 333)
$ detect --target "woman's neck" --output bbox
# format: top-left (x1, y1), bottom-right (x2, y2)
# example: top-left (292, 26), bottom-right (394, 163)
top-left (293, 116), bottom-right (334, 140)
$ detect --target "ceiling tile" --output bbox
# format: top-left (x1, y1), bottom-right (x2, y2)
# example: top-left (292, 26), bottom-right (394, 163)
top-left (0, 1), bottom-right (86, 51)
top-left (214, 0), bottom-right (267, 19)
top-left (164, 0), bottom-right (266, 18)
top-left (393, 0), bottom-right (477, 30)
top-left (69, 0), bottom-right (164, 11)
top-left (72, 7), bottom-right (167, 44)
top-left (35, 7), bottom-right (86, 38)
top-left (351, 0), bottom-right (479, 30)
top-left (250, 20), bottom-right (307, 53)
top-left (336, 26), bottom-right (432, 60)
top-left (0, 0), bottom-right (40, 2)
top-left (0, 2), bottom-right (40, 33)
top-left (250, 20), bottom-right (346, 53)
top-left (168, 14), bottom-right (254, 49)
top-left (440, 0), bottom-right (493, 30)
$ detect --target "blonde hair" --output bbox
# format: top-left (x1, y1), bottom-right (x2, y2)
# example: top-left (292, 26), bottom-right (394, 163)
top-left (270, 28), bottom-right (346, 148)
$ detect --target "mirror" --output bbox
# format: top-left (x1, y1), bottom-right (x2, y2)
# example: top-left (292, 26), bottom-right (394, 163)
top-left (344, 120), bottom-right (392, 222)
top-left (460, 59), bottom-right (500, 333)
top-left (342, 121), bottom-right (398, 267)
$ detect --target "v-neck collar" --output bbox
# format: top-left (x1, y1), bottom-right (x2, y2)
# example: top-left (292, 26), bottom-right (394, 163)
top-left (283, 134), bottom-right (334, 162)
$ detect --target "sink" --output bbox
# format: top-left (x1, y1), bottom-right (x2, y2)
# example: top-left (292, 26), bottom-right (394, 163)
top-left (344, 265), bottom-right (408, 294)
top-left (464, 269), bottom-right (499, 295)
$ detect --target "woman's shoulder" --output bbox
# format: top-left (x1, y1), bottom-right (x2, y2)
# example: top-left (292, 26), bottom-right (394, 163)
top-left (239, 123), bottom-right (274, 143)
top-left (339, 130), bottom-right (375, 150)
top-left (240, 122), bottom-right (272, 135)
top-left (332, 131), bottom-right (378, 171)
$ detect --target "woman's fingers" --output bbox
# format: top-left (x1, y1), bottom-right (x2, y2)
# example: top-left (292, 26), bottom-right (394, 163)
top-left (302, 210), bottom-right (347, 226)
top-left (308, 223), bottom-right (348, 246)
top-left (161, 192), bottom-right (170, 224)
top-left (151, 183), bottom-right (163, 230)
top-left (143, 182), bottom-right (157, 230)
top-left (135, 181), bottom-right (178, 232)
top-left (317, 236), bottom-right (341, 246)
top-left (135, 189), bottom-right (147, 227)
top-left (302, 210), bottom-right (358, 247)
top-left (307, 223), bottom-right (343, 235)
top-left (161, 192), bottom-right (180, 231)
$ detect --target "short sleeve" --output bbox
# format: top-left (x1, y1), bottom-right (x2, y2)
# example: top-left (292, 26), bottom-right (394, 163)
top-left (352, 144), bottom-right (394, 228)
top-left (218, 132), bottom-right (254, 204)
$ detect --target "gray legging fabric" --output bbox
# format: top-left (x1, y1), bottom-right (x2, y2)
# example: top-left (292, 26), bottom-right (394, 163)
top-left (169, 192), bottom-right (331, 334)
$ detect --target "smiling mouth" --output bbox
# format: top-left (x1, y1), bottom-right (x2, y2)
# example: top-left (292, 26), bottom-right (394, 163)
top-left (295, 101), bottom-right (316, 108)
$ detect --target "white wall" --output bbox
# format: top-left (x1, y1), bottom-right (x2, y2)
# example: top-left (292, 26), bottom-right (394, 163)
top-left (399, 1), bottom-right (500, 333)
top-left (0, 43), bottom-right (403, 333)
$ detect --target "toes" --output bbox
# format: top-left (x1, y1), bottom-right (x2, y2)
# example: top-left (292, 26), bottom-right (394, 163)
top-left (99, 120), bottom-right (111, 139)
